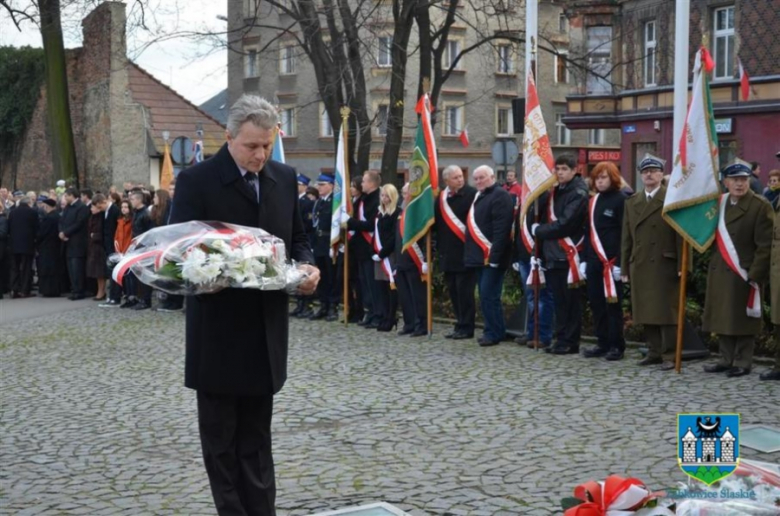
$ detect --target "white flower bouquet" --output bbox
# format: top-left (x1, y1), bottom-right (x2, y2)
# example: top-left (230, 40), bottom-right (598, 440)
top-left (110, 221), bottom-right (308, 295)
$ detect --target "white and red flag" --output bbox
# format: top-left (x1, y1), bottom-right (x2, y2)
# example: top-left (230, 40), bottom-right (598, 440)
top-left (738, 57), bottom-right (750, 101)
top-left (459, 125), bottom-right (470, 148)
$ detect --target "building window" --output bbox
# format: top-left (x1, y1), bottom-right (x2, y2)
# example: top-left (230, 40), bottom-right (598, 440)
top-left (244, 0), bottom-right (259, 19)
top-left (497, 44), bottom-right (515, 74)
top-left (320, 104), bottom-right (333, 137)
top-left (559, 13), bottom-right (568, 33)
top-left (588, 128), bottom-right (605, 145)
top-left (713, 6), bottom-right (735, 80)
top-left (376, 104), bottom-right (389, 136)
top-left (280, 46), bottom-right (296, 75)
top-left (443, 105), bottom-right (464, 136)
top-left (244, 48), bottom-right (258, 78)
top-left (444, 39), bottom-right (463, 70)
top-left (586, 26), bottom-right (612, 94)
top-left (554, 51), bottom-right (569, 84)
top-left (280, 107), bottom-right (295, 137)
top-left (644, 21), bottom-right (657, 86)
top-left (496, 106), bottom-right (513, 136)
top-left (555, 113), bottom-right (570, 145)
top-left (377, 36), bottom-right (393, 67)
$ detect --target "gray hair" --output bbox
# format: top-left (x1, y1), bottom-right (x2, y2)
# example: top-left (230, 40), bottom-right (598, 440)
top-left (442, 165), bottom-right (463, 181)
top-left (474, 165), bottom-right (495, 177)
top-left (226, 95), bottom-right (279, 136)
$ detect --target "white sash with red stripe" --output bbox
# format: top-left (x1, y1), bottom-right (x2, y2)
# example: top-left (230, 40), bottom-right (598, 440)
top-left (439, 188), bottom-right (466, 242)
top-left (549, 188), bottom-right (585, 287)
top-left (400, 212), bottom-right (427, 281)
top-left (466, 192), bottom-right (491, 265)
top-left (588, 194), bottom-right (618, 303)
top-left (715, 194), bottom-right (761, 318)
top-left (358, 202), bottom-right (373, 244)
top-left (519, 212), bottom-right (546, 286)
top-left (373, 216), bottom-right (395, 288)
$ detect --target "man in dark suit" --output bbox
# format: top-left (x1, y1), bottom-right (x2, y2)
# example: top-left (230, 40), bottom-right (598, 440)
top-left (59, 187), bottom-right (90, 300)
top-left (310, 174), bottom-right (338, 321)
top-left (434, 164), bottom-right (478, 339)
top-left (169, 94), bottom-right (319, 516)
top-left (8, 196), bottom-right (39, 297)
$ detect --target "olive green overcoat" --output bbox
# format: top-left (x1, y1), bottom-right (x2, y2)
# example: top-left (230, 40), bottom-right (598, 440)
top-left (621, 186), bottom-right (683, 325)
top-left (702, 192), bottom-right (773, 336)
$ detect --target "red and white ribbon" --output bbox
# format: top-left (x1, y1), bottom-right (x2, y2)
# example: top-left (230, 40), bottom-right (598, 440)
top-left (715, 194), bottom-right (761, 318)
top-left (358, 202), bottom-right (373, 244)
top-left (466, 192), bottom-right (491, 265)
top-left (112, 249), bottom-right (161, 286)
top-left (564, 474), bottom-right (670, 516)
top-left (549, 188), bottom-right (585, 287)
top-left (400, 212), bottom-right (427, 281)
top-left (439, 188), bottom-right (466, 242)
top-left (373, 216), bottom-right (395, 288)
top-left (588, 194), bottom-right (618, 303)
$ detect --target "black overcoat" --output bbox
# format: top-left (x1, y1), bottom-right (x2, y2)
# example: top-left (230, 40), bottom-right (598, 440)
top-left (8, 203), bottom-right (39, 255)
top-left (434, 185), bottom-right (477, 272)
top-left (311, 194), bottom-right (333, 258)
top-left (36, 211), bottom-right (61, 294)
top-left (59, 200), bottom-right (89, 258)
top-left (169, 143), bottom-right (314, 396)
top-left (347, 189), bottom-right (380, 261)
top-left (102, 203), bottom-right (120, 255)
top-left (463, 184), bottom-right (514, 269)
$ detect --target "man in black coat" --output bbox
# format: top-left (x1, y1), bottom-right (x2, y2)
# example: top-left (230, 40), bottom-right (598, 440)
top-left (99, 196), bottom-right (121, 306)
top-left (531, 154), bottom-right (589, 355)
top-left (464, 165), bottom-right (514, 346)
top-left (169, 94), bottom-right (318, 516)
top-left (310, 174), bottom-right (338, 321)
top-left (434, 164), bottom-right (478, 339)
top-left (59, 187), bottom-right (90, 300)
top-left (36, 198), bottom-right (62, 297)
top-left (8, 196), bottom-right (39, 297)
top-left (345, 170), bottom-right (382, 327)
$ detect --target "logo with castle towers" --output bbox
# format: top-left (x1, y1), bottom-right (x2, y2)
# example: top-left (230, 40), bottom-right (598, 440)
top-left (677, 413), bottom-right (740, 485)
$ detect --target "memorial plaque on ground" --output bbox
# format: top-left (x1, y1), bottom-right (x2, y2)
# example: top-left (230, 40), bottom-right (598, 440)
top-left (309, 502), bottom-right (414, 516)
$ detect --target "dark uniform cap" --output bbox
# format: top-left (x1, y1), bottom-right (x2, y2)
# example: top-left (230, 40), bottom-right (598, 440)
top-left (638, 155), bottom-right (665, 172)
top-left (297, 174), bottom-right (310, 186)
top-left (722, 163), bottom-right (752, 178)
top-left (316, 174), bottom-right (335, 184)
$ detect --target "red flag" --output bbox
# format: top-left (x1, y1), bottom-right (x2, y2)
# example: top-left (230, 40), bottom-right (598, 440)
top-left (701, 47), bottom-right (715, 74)
top-left (738, 58), bottom-right (750, 101)
top-left (459, 125), bottom-right (470, 148)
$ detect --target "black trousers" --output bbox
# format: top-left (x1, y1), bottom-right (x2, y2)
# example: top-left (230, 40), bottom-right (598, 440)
top-left (314, 255), bottom-right (336, 308)
top-left (444, 270), bottom-right (477, 335)
top-left (66, 257), bottom-right (86, 296)
top-left (396, 269), bottom-right (427, 332)
top-left (358, 259), bottom-right (381, 323)
top-left (374, 280), bottom-right (397, 326)
top-left (586, 265), bottom-right (625, 352)
top-left (11, 253), bottom-right (33, 295)
top-left (197, 391), bottom-right (276, 516)
top-left (547, 268), bottom-right (583, 349)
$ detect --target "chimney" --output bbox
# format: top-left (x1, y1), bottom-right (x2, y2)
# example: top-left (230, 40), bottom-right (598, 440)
top-left (81, 1), bottom-right (127, 73)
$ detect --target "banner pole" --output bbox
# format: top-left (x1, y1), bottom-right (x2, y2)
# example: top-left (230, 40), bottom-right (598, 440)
top-left (340, 107), bottom-right (351, 326)
top-left (675, 241), bottom-right (689, 373)
top-left (533, 203), bottom-right (540, 350)
top-left (427, 229), bottom-right (433, 338)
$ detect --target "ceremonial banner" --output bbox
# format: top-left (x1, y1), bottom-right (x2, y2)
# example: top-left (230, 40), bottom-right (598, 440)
top-left (331, 119), bottom-right (351, 248)
top-left (402, 93), bottom-right (439, 251)
top-left (662, 47), bottom-right (720, 253)
top-left (520, 70), bottom-right (556, 252)
top-left (271, 126), bottom-right (286, 163)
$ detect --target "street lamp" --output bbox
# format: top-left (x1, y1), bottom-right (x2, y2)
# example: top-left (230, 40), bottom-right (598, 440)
top-left (162, 130), bottom-right (170, 142)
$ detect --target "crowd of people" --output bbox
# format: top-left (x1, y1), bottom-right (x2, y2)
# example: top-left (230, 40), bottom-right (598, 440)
top-left (0, 179), bottom-right (182, 312)
top-left (2, 154), bottom-right (779, 382)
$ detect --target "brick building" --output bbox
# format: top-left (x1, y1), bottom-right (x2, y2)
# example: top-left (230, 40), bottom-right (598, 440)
top-left (226, 0), bottom-right (620, 182)
top-left (4, 1), bottom-right (225, 192)
top-left (562, 0), bottom-right (780, 189)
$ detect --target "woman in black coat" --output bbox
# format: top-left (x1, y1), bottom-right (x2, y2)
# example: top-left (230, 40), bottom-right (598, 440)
top-left (86, 195), bottom-right (107, 300)
top-left (581, 161), bottom-right (627, 361)
top-left (395, 183), bottom-right (429, 337)
top-left (36, 199), bottom-right (62, 297)
top-left (371, 184), bottom-right (401, 331)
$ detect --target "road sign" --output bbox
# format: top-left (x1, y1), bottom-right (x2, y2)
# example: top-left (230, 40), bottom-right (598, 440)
top-left (171, 136), bottom-right (195, 166)
top-left (491, 140), bottom-right (519, 166)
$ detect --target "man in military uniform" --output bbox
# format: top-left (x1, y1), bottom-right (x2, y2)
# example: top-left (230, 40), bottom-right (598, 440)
top-left (531, 154), bottom-right (589, 355)
top-left (291, 173), bottom-right (316, 318)
top-left (309, 174), bottom-right (339, 321)
top-left (765, 199), bottom-right (780, 381)
top-left (621, 155), bottom-right (683, 369)
top-left (703, 162), bottom-right (773, 378)
top-left (434, 165), bottom-right (478, 339)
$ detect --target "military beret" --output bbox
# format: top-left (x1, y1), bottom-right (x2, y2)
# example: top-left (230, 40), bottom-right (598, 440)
top-left (297, 174), bottom-right (310, 186)
top-left (316, 174), bottom-right (335, 184)
top-left (638, 155), bottom-right (665, 172)
top-left (722, 162), bottom-right (751, 178)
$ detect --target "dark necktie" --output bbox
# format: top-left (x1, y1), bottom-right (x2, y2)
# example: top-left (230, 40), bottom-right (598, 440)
top-left (244, 172), bottom-right (259, 201)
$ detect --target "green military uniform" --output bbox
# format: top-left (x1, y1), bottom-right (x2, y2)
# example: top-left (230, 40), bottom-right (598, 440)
top-left (621, 185), bottom-right (683, 359)
top-left (703, 191), bottom-right (773, 370)
top-left (766, 205), bottom-right (780, 379)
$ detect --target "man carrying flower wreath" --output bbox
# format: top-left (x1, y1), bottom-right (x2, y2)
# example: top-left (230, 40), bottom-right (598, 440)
top-left (170, 95), bottom-right (319, 516)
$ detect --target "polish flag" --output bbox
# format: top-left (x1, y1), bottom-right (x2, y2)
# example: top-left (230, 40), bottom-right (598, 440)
top-left (738, 58), bottom-right (750, 101)
top-left (459, 125), bottom-right (470, 147)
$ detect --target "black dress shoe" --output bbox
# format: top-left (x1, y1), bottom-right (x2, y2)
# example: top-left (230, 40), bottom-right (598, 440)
top-left (514, 335), bottom-right (530, 346)
top-left (298, 307), bottom-right (314, 319)
top-left (309, 308), bottom-right (328, 320)
top-left (583, 347), bottom-right (608, 358)
top-left (365, 321), bottom-right (379, 329)
top-left (760, 370), bottom-right (780, 381)
top-left (658, 361), bottom-right (676, 371)
top-left (325, 311), bottom-right (339, 322)
top-left (451, 332), bottom-right (473, 340)
top-left (638, 356), bottom-right (663, 366)
top-left (726, 367), bottom-right (750, 378)
top-left (444, 331), bottom-right (457, 339)
top-left (605, 349), bottom-right (624, 361)
top-left (397, 328), bottom-right (414, 336)
top-left (410, 329), bottom-right (428, 337)
top-left (703, 363), bottom-right (731, 373)
top-left (550, 346), bottom-right (579, 355)
top-left (478, 337), bottom-right (500, 347)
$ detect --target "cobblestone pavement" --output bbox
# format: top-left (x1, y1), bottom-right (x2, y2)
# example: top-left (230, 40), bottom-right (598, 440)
top-left (1, 303), bottom-right (778, 516)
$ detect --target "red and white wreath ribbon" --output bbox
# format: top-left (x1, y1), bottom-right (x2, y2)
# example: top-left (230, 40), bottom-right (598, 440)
top-left (564, 475), bottom-right (670, 516)
top-left (588, 194), bottom-right (618, 303)
top-left (466, 192), bottom-right (491, 265)
top-left (549, 188), bottom-right (585, 287)
top-left (373, 216), bottom-right (395, 288)
top-left (439, 188), bottom-right (466, 242)
top-left (715, 194), bottom-right (761, 318)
